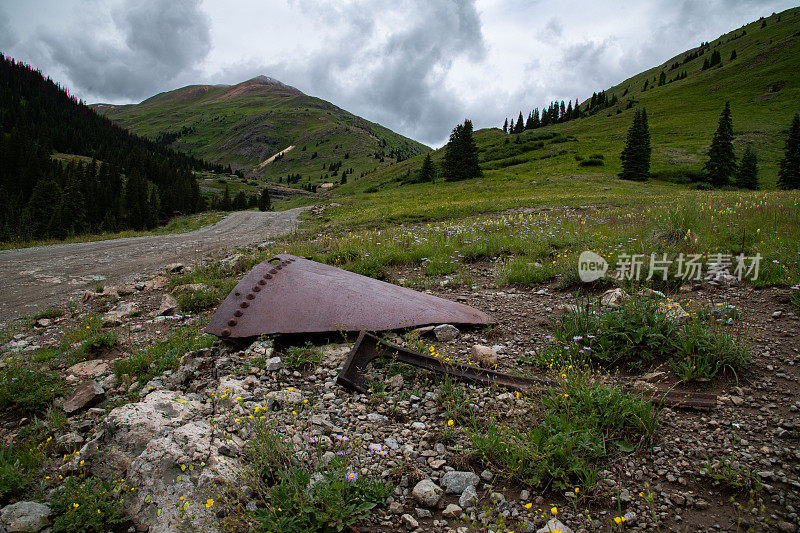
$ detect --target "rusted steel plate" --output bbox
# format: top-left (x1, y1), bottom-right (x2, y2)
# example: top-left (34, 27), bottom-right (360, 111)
top-left (205, 254), bottom-right (493, 339)
top-left (337, 331), bottom-right (716, 410)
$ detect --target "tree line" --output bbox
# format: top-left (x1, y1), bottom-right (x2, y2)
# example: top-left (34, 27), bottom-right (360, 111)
top-left (620, 102), bottom-right (800, 190)
top-left (0, 54), bottom-right (223, 241)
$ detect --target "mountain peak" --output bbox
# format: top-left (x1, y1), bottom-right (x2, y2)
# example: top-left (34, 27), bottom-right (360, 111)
top-left (227, 75), bottom-right (303, 97)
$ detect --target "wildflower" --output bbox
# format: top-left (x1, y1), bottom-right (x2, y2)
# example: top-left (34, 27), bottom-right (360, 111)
top-left (346, 471), bottom-right (358, 481)
top-left (287, 387), bottom-right (294, 391)
top-left (524, 502), bottom-right (532, 509)
top-left (205, 499), bottom-right (214, 508)
top-left (368, 443), bottom-right (383, 452)
top-left (447, 419), bottom-right (454, 427)
top-left (551, 506), bottom-right (557, 515)
top-left (309, 436), bottom-right (320, 444)
top-left (614, 516), bottom-right (622, 524)
top-left (574, 487), bottom-right (579, 494)
top-left (180, 496), bottom-right (185, 501)
top-left (73, 503), bottom-right (79, 509)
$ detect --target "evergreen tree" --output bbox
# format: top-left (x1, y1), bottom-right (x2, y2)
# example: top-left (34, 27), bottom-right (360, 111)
top-left (777, 114), bottom-right (800, 190)
top-left (735, 146), bottom-right (759, 190)
top-left (532, 109), bottom-right (540, 128)
top-left (658, 71), bottom-right (666, 86)
top-left (730, 49), bottom-right (737, 60)
top-left (525, 112), bottom-right (534, 129)
top-left (442, 119), bottom-right (482, 182)
top-left (233, 191), bottom-right (247, 210)
top-left (26, 179), bottom-right (61, 239)
top-left (565, 100), bottom-right (573, 120)
top-left (220, 184), bottom-right (232, 211)
top-left (258, 187), bottom-right (272, 211)
top-left (502, 118), bottom-right (508, 134)
top-left (619, 108), bottom-right (651, 181)
top-left (516, 112), bottom-right (525, 133)
top-left (417, 152), bottom-right (435, 183)
top-left (509, 119), bottom-right (515, 134)
top-left (704, 102), bottom-right (736, 187)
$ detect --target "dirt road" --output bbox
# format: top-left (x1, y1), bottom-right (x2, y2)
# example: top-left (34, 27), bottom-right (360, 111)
top-left (0, 208), bottom-right (309, 324)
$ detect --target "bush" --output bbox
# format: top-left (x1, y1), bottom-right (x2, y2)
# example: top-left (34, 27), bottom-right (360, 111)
top-left (0, 437), bottom-right (45, 504)
top-left (671, 322), bottom-right (751, 380)
top-left (283, 344), bottom-right (323, 370)
top-left (579, 158), bottom-right (604, 167)
top-left (244, 421), bottom-right (391, 533)
top-left (469, 378), bottom-right (658, 489)
top-left (50, 476), bottom-right (129, 533)
top-left (114, 327), bottom-right (213, 384)
top-left (650, 168), bottom-right (704, 184)
top-left (176, 287), bottom-right (220, 313)
top-left (0, 363), bottom-right (67, 413)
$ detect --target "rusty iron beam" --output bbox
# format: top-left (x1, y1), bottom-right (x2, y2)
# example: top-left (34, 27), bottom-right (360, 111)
top-left (205, 254), bottom-right (493, 339)
top-left (337, 331), bottom-right (716, 410)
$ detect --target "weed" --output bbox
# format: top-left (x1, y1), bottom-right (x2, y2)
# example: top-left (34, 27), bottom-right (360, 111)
top-left (33, 307), bottom-right (65, 320)
top-left (113, 326), bottom-right (213, 384)
top-left (468, 378), bottom-right (658, 490)
top-left (242, 420), bottom-right (391, 533)
top-left (70, 331), bottom-right (118, 364)
top-left (0, 363), bottom-right (67, 413)
top-left (176, 287), bottom-right (221, 313)
top-left (50, 475), bottom-right (130, 533)
top-left (700, 454), bottom-right (763, 493)
top-left (671, 321), bottom-right (750, 381)
top-left (0, 436), bottom-right (46, 504)
top-left (436, 377), bottom-right (471, 423)
top-left (791, 286), bottom-right (800, 309)
top-left (283, 344), bottom-right (324, 370)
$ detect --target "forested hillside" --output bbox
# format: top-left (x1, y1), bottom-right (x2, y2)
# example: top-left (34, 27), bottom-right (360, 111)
top-left (0, 54), bottom-right (222, 242)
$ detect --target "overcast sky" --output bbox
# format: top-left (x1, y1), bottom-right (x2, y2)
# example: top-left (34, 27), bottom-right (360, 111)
top-left (1, 0), bottom-right (796, 146)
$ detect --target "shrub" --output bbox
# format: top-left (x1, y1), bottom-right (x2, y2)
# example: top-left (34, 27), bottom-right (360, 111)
top-left (283, 344), bottom-right (324, 370)
top-left (469, 378), bottom-right (658, 489)
top-left (0, 363), bottom-right (67, 413)
top-left (176, 287), bottom-right (220, 313)
top-left (579, 158), bottom-right (604, 167)
top-left (114, 327), bottom-right (213, 384)
top-left (670, 322), bottom-right (751, 380)
top-left (0, 437), bottom-right (45, 504)
top-left (50, 476), bottom-right (129, 533)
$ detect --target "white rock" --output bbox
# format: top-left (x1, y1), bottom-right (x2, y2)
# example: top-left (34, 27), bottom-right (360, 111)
top-left (411, 479), bottom-right (443, 507)
top-left (441, 471), bottom-right (480, 494)
top-left (600, 288), bottom-right (629, 308)
top-left (470, 345), bottom-right (498, 367)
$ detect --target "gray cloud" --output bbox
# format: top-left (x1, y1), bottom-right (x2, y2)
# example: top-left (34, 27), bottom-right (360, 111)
top-left (0, 7), bottom-right (18, 50)
top-left (37, 0), bottom-right (211, 101)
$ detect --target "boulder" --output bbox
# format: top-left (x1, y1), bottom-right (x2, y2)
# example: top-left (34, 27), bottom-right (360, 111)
top-left (62, 380), bottom-right (105, 415)
top-left (470, 345), bottom-right (499, 367)
top-left (433, 324), bottom-right (460, 342)
top-left (441, 470), bottom-right (480, 494)
top-left (0, 501), bottom-right (52, 532)
top-left (459, 484), bottom-right (478, 508)
top-left (66, 359), bottom-right (109, 379)
top-left (156, 294), bottom-right (178, 316)
top-left (600, 288), bottom-right (628, 308)
top-left (165, 262), bottom-right (185, 273)
top-left (411, 479), bottom-right (443, 507)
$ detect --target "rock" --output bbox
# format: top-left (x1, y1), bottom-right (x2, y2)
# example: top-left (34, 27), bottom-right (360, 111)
top-left (66, 359), bottom-right (109, 379)
top-left (103, 301), bottom-right (140, 325)
top-left (401, 513), bottom-right (419, 529)
top-left (411, 479), bottom-right (443, 507)
top-left (772, 310), bottom-right (783, 318)
top-left (641, 371), bottom-right (666, 382)
top-left (459, 485), bottom-right (478, 508)
top-left (266, 389), bottom-right (303, 406)
top-left (265, 357), bottom-right (283, 371)
top-left (388, 501), bottom-right (404, 514)
top-left (165, 262), bottom-right (185, 273)
top-left (433, 324), bottom-right (460, 341)
top-left (480, 469), bottom-right (494, 482)
top-left (409, 325), bottom-right (436, 337)
top-left (62, 380), bottom-right (105, 415)
top-left (35, 318), bottom-right (52, 328)
top-left (661, 302), bottom-right (689, 324)
top-left (415, 508), bottom-right (432, 519)
top-left (600, 288), bottom-right (628, 308)
top-left (219, 254), bottom-right (246, 274)
top-left (156, 294), bottom-right (178, 316)
top-left (537, 519), bottom-right (574, 533)
top-left (441, 471), bottom-right (480, 494)
top-left (470, 345), bottom-right (499, 367)
top-left (134, 281), bottom-right (146, 291)
top-left (0, 501), bottom-right (52, 532)
top-left (387, 374), bottom-right (405, 390)
top-left (443, 503), bottom-right (462, 518)
top-left (56, 432), bottom-right (85, 448)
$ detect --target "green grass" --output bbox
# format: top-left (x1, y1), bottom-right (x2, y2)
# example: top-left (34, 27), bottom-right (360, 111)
top-left (113, 326), bottom-right (214, 385)
top-left (0, 363), bottom-right (67, 414)
top-left (240, 419), bottom-right (391, 533)
top-left (50, 475), bottom-right (129, 533)
top-left (0, 433), bottom-right (49, 504)
top-left (282, 344), bottom-right (324, 370)
top-left (468, 378), bottom-right (659, 490)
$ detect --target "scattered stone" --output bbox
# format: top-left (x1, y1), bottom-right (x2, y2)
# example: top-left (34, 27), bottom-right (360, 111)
top-left (62, 380), bottom-right (105, 415)
top-left (165, 262), bottom-right (185, 273)
top-left (66, 359), bottom-right (109, 379)
top-left (387, 374), bottom-right (405, 390)
top-left (411, 479), bottom-right (443, 507)
top-left (443, 503), bottom-right (462, 518)
top-left (219, 253), bottom-right (246, 274)
top-left (772, 310), bottom-right (783, 318)
top-left (410, 325), bottom-right (436, 337)
top-left (35, 318), bottom-right (51, 328)
top-left (470, 345), bottom-right (499, 367)
top-left (537, 519), bottom-right (574, 533)
top-left (134, 281), bottom-right (146, 291)
top-left (441, 471), bottom-right (480, 494)
top-left (459, 485), bottom-right (478, 508)
top-left (265, 389), bottom-right (303, 406)
top-left (661, 301), bottom-right (689, 324)
top-left (600, 288), bottom-right (628, 308)
top-left (480, 469), bottom-right (494, 482)
top-left (434, 324), bottom-right (460, 341)
top-left (156, 294), bottom-right (178, 316)
top-left (402, 513), bottom-right (419, 529)
top-left (0, 501), bottom-right (52, 532)
top-left (265, 357), bottom-right (283, 371)
top-left (103, 301), bottom-right (140, 326)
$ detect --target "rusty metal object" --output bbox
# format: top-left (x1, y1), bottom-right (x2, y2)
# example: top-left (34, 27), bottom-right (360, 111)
top-left (337, 331), bottom-right (716, 410)
top-left (205, 254), bottom-right (493, 339)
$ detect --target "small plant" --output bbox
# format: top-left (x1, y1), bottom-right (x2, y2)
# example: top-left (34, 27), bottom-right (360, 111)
top-left (671, 321), bottom-right (750, 381)
top-left (700, 454), bottom-right (763, 493)
top-left (114, 326), bottom-right (213, 384)
top-left (436, 377), bottom-right (471, 423)
top-left (50, 475), bottom-right (129, 533)
top-left (283, 344), bottom-right (324, 370)
top-left (0, 363), bottom-right (67, 413)
top-left (0, 439), bottom-right (44, 504)
top-left (176, 287), bottom-right (220, 313)
top-left (33, 307), bottom-right (65, 320)
top-left (791, 286), bottom-right (800, 309)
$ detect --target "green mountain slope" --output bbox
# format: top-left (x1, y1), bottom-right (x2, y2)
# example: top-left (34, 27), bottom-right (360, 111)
top-left (348, 7), bottom-right (799, 194)
top-left (92, 76), bottom-right (430, 188)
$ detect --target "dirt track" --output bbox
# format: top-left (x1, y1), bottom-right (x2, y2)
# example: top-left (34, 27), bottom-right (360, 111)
top-left (0, 208), bottom-right (309, 324)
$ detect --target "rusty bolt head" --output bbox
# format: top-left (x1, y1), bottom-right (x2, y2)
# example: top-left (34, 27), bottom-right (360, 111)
top-left (269, 269), bottom-right (278, 274)
top-left (258, 279), bottom-right (266, 286)
top-left (263, 274), bottom-right (272, 279)
top-left (234, 310), bottom-right (243, 317)
top-left (253, 286), bottom-right (261, 292)
top-left (228, 319), bottom-right (237, 327)
top-left (240, 302), bottom-right (249, 309)
top-left (246, 293), bottom-right (255, 300)
top-left (221, 328), bottom-right (231, 336)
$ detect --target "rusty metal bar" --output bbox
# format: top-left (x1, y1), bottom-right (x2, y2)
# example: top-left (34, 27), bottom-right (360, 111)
top-left (337, 331), bottom-right (716, 410)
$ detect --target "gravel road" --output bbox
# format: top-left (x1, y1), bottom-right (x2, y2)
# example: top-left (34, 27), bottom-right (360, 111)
top-left (0, 208), bottom-right (309, 324)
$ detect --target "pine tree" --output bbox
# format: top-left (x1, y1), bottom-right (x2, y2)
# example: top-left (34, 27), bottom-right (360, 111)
top-left (509, 119), bottom-right (515, 134)
top-left (777, 114), bottom-right (800, 190)
top-left (443, 119), bottom-right (482, 182)
top-left (233, 191), bottom-right (247, 210)
top-left (658, 71), bottom-right (666, 86)
top-left (619, 108), bottom-right (651, 181)
top-left (221, 184), bottom-right (232, 211)
top-left (417, 153), bottom-right (435, 183)
top-left (503, 118), bottom-right (508, 134)
top-left (704, 102), bottom-right (736, 187)
top-left (258, 187), bottom-right (271, 211)
top-left (516, 112), bottom-right (525, 133)
top-left (735, 146), bottom-right (759, 190)
top-left (730, 49), bottom-right (737, 60)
